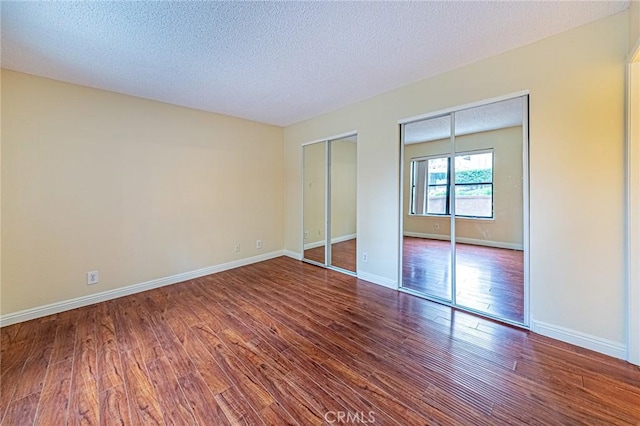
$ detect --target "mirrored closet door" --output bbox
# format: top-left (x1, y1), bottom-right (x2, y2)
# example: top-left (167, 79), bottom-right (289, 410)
top-left (400, 96), bottom-right (529, 326)
top-left (402, 115), bottom-right (454, 302)
top-left (303, 134), bottom-right (357, 274)
top-left (303, 142), bottom-right (327, 265)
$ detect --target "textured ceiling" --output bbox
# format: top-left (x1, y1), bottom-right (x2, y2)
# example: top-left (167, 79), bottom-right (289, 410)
top-left (404, 97), bottom-right (524, 144)
top-left (0, 1), bottom-right (629, 126)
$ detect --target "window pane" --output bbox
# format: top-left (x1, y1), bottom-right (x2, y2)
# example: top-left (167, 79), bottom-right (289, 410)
top-left (427, 158), bottom-right (449, 185)
top-left (427, 186), bottom-right (448, 215)
top-left (455, 184), bottom-right (492, 217)
top-left (455, 152), bottom-right (492, 184)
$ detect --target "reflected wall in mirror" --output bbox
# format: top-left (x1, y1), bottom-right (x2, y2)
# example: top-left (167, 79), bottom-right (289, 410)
top-left (330, 137), bottom-right (357, 272)
top-left (303, 142), bottom-right (326, 264)
top-left (302, 135), bottom-right (357, 274)
top-left (401, 96), bottom-right (528, 326)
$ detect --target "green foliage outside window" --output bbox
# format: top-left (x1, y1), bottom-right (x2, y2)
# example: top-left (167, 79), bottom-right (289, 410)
top-left (455, 169), bottom-right (492, 184)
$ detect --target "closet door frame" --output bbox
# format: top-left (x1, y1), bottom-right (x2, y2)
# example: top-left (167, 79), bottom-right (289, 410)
top-left (301, 131), bottom-right (358, 276)
top-left (398, 91), bottom-right (530, 328)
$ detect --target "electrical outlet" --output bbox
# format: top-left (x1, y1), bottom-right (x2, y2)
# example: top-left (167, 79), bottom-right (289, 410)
top-left (235, 242), bottom-right (241, 253)
top-left (87, 270), bottom-right (99, 285)
top-left (434, 223), bottom-right (440, 230)
top-left (304, 231), bottom-right (309, 239)
top-left (256, 239), bottom-right (263, 249)
top-left (362, 252), bottom-right (368, 263)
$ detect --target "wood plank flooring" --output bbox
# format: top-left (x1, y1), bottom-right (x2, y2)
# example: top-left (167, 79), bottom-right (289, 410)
top-left (402, 237), bottom-right (524, 323)
top-left (329, 239), bottom-right (357, 272)
top-left (303, 238), bottom-right (356, 272)
top-left (2, 256), bottom-right (640, 425)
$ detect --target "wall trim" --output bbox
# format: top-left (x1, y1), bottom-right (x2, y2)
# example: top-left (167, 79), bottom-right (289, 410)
top-left (303, 233), bottom-right (357, 250)
top-left (356, 271), bottom-right (398, 290)
top-left (626, 52), bottom-right (640, 366)
top-left (531, 320), bottom-right (627, 360)
top-left (0, 250), bottom-right (285, 327)
top-left (304, 240), bottom-right (325, 250)
top-left (403, 231), bottom-right (523, 251)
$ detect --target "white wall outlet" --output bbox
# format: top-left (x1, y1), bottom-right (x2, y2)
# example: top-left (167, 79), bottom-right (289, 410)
top-left (87, 270), bottom-right (99, 285)
top-left (256, 239), bottom-right (263, 249)
top-left (304, 231), bottom-right (309, 239)
top-left (434, 223), bottom-right (440, 230)
top-left (235, 242), bottom-right (241, 253)
top-left (362, 252), bottom-right (368, 263)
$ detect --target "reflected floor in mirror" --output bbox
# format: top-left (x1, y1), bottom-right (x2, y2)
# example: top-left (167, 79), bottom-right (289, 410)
top-left (304, 238), bottom-right (356, 272)
top-left (402, 237), bottom-right (524, 324)
top-left (303, 246), bottom-right (325, 265)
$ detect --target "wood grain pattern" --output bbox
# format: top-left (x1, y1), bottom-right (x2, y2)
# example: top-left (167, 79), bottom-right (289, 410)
top-left (403, 236), bottom-right (525, 322)
top-left (1, 256), bottom-right (639, 425)
top-left (330, 238), bottom-right (357, 272)
top-left (68, 308), bottom-right (99, 426)
top-left (98, 385), bottom-right (131, 426)
top-left (96, 305), bottom-right (125, 395)
top-left (145, 355), bottom-right (196, 425)
top-left (304, 238), bottom-right (357, 272)
top-left (176, 372), bottom-right (229, 425)
top-left (120, 348), bottom-right (163, 425)
top-left (2, 393), bottom-right (40, 426)
top-left (34, 359), bottom-right (73, 426)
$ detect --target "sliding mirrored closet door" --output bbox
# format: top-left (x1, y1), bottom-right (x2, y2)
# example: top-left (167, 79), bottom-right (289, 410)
top-left (402, 115), bottom-right (454, 302)
top-left (303, 135), bottom-right (357, 274)
top-left (400, 96), bottom-right (529, 326)
top-left (303, 142), bottom-right (327, 264)
top-left (453, 99), bottom-right (526, 323)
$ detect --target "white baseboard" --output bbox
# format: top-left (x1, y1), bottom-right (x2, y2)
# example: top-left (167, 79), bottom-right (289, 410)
top-left (284, 250), bottom-right (302, 260)
top-left (356, 271), bottom-right (398, 290)
top-left (332, 233), bottom-right (357, 244)
top-left (403, 232), bottom-right (523, 251)
top-left (0, 250), bottom-right (285, 327)
top-left (531, 320), bottom-right (627, 360)
top-left (303, 240), bottom-right (325, 250)
top-left (304, 233), bottom-right (356, 250)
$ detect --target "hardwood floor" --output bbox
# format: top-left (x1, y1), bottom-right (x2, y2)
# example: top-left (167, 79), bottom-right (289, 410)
top-left (2, 256), bottom-right (639, 425)
top-left (303, 238), bottom-right (356, 272)
top-left (403, 237), bottom-right (524, 323)
top-left (329, 239), bottom-right (357, 272)
top-left (303, 244), bottom-right (325, 265)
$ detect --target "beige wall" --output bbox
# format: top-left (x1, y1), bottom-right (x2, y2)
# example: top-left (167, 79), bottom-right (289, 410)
top-left (330, 139), bottom-right (357, 239)
top-left (1, 70), bottom-right (284, 315)
top-left (284, 13), bottom-right (627, 343)
top-left (303, 142), bottom-right (326, 246)
top-left (630, 0), bottom-right (640, 55)
top-left (403, 126), bottom-right (523, 247)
